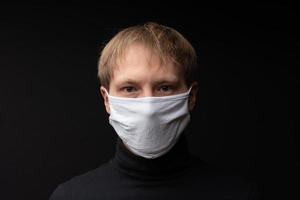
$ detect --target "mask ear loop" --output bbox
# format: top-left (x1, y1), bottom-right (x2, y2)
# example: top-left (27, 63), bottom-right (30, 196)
top-left (187, 83), bottom-right (198, 112)
top-left (185, 86), bottom-right (193, 98)
top-left (188, 81), bottom-right (198, 96)
top-left (101, 87), bottom-right (114, 108)
top-left (188, 86), bottom-right (193, 94)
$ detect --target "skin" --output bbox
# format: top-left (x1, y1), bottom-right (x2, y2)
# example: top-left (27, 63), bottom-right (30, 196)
top-left (100, 42), bottom-right (198, 114)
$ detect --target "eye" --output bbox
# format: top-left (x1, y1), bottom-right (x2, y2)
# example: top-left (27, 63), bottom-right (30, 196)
top-left (158, 85), bottom-right (172, 92)
top-left (122, 86), bottom-right (137, 93)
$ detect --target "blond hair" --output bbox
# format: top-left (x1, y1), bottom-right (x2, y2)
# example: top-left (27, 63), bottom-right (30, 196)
top-left (97, 22), bottom-right (197, 89)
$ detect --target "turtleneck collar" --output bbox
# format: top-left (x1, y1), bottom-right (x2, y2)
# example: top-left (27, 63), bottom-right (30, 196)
top-left (110, 134), bottom-right (194, 180)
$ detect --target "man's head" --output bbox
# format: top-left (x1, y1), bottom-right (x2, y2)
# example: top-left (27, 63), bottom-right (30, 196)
top-left (98, 22), bottom-right (198, 113)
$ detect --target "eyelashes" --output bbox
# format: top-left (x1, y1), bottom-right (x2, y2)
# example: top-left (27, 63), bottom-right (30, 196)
top-left (119, 85), bottom-right (175, 97)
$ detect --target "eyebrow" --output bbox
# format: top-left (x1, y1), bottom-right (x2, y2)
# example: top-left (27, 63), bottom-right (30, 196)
top-left (153, 79), bottom-right (179, 85)
top-left (116, 79), bottom-right (139, 85)
top-left (116, 78), bottom-right (179, 85)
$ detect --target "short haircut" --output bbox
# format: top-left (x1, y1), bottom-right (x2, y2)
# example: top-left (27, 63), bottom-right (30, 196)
top-left (97, 22), bottom-right (198, 89)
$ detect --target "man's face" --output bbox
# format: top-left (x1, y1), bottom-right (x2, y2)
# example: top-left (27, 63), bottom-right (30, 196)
top-left (100, 43), bottom-right (197, 113)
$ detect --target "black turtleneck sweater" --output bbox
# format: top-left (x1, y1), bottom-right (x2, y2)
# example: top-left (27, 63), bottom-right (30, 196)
top-left (50, 135), bottom-right (260, 200)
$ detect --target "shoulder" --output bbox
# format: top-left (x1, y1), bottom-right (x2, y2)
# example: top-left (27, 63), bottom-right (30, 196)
top-left (50, 160), bottom-right (115, 200)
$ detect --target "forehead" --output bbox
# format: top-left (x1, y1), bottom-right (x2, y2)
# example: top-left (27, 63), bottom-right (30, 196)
top-left (113, 43), bottom-right (183, 79)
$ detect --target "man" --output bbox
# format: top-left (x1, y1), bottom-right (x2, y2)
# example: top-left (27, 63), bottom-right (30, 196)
top-left (50, 22), bottom-right (260, 199)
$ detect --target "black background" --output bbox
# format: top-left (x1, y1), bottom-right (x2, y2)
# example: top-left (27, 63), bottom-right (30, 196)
top-left (0, 2), bottom-right (299, 200)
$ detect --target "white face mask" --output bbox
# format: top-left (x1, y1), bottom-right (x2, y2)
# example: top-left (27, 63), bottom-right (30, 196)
top-left (105, 88), bottom-right (191, 159)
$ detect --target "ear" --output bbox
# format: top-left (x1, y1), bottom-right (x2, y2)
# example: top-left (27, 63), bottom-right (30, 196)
top-left (188, 81), bottom-right (198, 112)
top-left (100, 86), bottom-right (111, 114)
